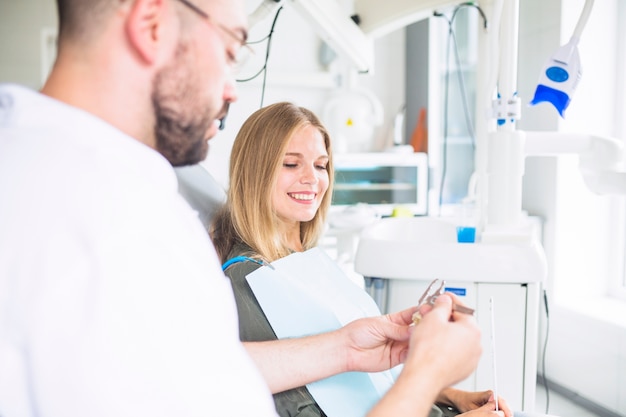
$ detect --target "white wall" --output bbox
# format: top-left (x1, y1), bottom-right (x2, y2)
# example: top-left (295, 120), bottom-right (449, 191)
top-left (202, 0), bottom-right (406, 188)
top-left (0, 0), bottom-right (57, 88)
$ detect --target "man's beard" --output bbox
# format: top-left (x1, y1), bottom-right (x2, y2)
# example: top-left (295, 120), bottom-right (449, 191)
top-left (153, 97), bottom-right (211, 167)
top-left (151, 46), bottom-right (213, 167)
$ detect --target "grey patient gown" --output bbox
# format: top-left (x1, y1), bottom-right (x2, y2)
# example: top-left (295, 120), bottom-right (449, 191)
top-left (223, 244), bottom-right (326, 417)
top-left (223, 243), bottom-right (453, 417)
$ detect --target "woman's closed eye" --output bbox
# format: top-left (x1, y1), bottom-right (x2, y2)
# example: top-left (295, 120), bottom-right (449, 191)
top-left (282, 162), bottom-right (327, 171)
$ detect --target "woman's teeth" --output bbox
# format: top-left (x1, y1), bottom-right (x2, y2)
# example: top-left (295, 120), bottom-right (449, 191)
top-left (289, 193), bottom-right (314, 201)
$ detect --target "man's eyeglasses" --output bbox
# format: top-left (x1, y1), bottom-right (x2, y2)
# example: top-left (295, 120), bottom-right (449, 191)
top-left (176, 0), bottom-right (253, 71)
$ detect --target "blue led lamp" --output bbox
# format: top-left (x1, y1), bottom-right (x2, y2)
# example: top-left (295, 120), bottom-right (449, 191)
top-left (529, 0), bottom-right (594, 117)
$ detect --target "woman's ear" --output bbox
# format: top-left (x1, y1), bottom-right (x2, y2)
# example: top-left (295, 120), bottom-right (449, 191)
top-left (125, 0), bottom-right (171, 64)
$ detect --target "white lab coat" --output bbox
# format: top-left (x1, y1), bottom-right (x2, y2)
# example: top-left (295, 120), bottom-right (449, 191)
top-left (0, 84), bottom-right (278, 417)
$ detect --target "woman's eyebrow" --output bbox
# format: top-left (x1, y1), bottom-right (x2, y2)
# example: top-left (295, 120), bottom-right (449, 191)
top-left (284, 153), bottom-right (329, 159)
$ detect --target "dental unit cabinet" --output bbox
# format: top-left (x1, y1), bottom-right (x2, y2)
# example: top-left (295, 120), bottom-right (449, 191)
top-left (355, 216), bottom-right (547, 412)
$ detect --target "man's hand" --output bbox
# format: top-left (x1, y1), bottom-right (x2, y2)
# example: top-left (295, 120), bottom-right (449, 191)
top-left (339, 306), bottom-right (418, 373)
top-left (406, 293), bottom-right (482, 388)
top-left (340, 292), bottom-right (480, 378)
top-left (366, 294), bottom-right (482, 417)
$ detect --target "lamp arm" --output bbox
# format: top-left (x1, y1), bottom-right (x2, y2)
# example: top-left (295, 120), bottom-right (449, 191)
top-left (524, 131), bottom-right (626, 195)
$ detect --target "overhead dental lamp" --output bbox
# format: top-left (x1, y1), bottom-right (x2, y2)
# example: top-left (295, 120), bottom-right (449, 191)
top-left (248, 0), bottom-right (468, 73)
top-left (248, 0), bottom-right (375, 73)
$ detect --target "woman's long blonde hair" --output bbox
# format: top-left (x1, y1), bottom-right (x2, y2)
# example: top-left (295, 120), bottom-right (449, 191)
top-left (211, 102), bottom-right (334, 263)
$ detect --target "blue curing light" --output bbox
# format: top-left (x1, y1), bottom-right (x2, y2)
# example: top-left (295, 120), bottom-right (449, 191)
top-left (529, 0), bottom-right (594, 117)
top-left (530, 84), bottom-right (572, 118)
top-left (529, 40), bottom-right (581, 117)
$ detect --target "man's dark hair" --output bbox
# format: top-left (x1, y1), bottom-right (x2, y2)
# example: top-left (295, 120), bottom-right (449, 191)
top-left (55, 0), bottom-right (118, 41)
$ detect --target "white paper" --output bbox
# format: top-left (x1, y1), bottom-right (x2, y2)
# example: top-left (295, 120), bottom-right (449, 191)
top-left (246, 248), bottom-right (396, 417)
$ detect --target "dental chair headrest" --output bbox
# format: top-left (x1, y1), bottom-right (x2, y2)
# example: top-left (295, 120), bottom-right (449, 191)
top-left (174, 164), bottom-right (226, 229)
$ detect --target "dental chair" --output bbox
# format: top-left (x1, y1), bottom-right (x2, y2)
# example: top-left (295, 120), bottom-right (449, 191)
top-left (174, 164), bottom-right (226, 228)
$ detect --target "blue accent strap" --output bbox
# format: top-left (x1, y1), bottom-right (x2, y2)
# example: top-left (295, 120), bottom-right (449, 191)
top-left (222, 256), bottom-right (271, 271)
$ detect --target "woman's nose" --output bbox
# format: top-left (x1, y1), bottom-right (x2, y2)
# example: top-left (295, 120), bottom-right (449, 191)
top-left (300, 165), bottom-right (318, 184)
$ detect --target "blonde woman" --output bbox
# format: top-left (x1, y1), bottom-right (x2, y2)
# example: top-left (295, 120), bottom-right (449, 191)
top-left (211, 102), bottom-right (495, 417)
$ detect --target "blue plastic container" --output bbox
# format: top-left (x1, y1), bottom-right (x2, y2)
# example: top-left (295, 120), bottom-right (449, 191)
top-left (456, 226), bottom-right (476, 243)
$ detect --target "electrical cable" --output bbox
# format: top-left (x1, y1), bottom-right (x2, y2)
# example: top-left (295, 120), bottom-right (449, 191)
top-left (448, 3), bottom-right (487, 152)
top-left (438, 16), bottom-right (452, 208)
top-left (541, 288), bottom-right (551, 414)
top-left (236, 6), bottom-right (283, 108)
top-left (572, 0), bottom-right (594, 41)
top-left (451, 27), bottom-right (476, 151)
top-left (433, 2), bottom-right (487, 208)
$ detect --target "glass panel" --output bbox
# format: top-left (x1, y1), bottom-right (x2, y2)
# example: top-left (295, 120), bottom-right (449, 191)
top-left (332, 166), bottom-right (420, 205)
top-left (437, 6), bottom-right (478, 205)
